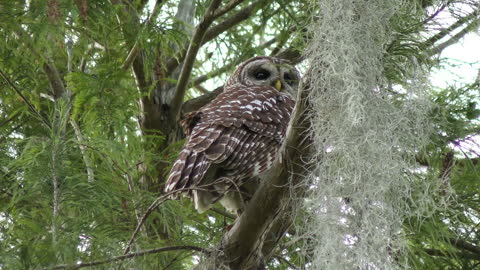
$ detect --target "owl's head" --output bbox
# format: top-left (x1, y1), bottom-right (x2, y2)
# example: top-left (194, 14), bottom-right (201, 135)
top-left (226, 56), bottom-right (300, 98)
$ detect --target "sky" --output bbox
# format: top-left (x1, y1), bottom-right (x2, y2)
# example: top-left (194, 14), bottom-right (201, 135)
top-left (430, 30), bottom-right (480, 88)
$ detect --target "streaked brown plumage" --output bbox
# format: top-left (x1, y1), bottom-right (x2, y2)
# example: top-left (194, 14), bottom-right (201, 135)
top-left (165, 56), bottom-right (299, 214)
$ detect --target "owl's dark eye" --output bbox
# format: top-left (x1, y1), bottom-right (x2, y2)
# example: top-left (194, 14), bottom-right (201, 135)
top-left (254, 69), bottom-right (270, 80)
top-left (284, 73), bottom-right (295, 85)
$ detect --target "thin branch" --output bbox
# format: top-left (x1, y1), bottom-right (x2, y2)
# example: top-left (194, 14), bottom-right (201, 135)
top-left (123, 184), bottom-right (223, 255)
top-left (0, 111), bottom-right (20, 128)
top-left (202, 0), bottom-right (268, 45)
top-left (122, 43), bottom-right (141, 70)
top-left (448, 237), bottom-right (480, 255)
top-left (427, 15), bottom-right (480, 56)
top-left (422, 8), bottom-right (479, 50)
top-left (439, 150), bottom-right (454, 194)
top-left (424, 248), bottom-right (480, 261)
top-left (51, 245), bottom-right (209, 270)
top-left (121, 0), bottom-right (165, 70)
top-left (169, 0), bottom-right (223, 122)
top-left (0, 69), bottom-right (51, 129)
top-left (194, 84), bottom-right (209, 94)
top-left (213, 0), bottom-right (246, 18)
top-left (273, 255), bottom-right (299, 270)
top-left (71, 120), bottom-right (95, 182)
top-left (210, 207), bottom-right (236, 220)
top-left (165, 0), bottom-right (268, 75)
top-left (422, 1), bottom-right (451, 25)
top-left (43, 59), bottom-right (67, 99)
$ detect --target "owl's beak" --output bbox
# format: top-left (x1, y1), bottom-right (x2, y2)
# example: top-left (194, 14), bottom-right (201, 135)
top-left (274, 80), bottom-right (282, 91)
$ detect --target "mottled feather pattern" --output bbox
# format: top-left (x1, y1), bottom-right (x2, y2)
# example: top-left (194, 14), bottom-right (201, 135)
top-left (165, 56), bottom-right (299, 213)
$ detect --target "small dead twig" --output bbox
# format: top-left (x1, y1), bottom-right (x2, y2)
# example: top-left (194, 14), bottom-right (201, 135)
top-left (123, 181), bottom-right (228, 255)
top-left (0, 69), bottom-right (51, 129)
top-left (51, 245), bottom-right (209, 270)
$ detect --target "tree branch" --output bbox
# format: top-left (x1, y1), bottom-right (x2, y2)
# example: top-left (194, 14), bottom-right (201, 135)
top-left (448, 238), bottom-right (480, 255)
top-left (427, 15), bottom-right (480, 56)
top-left (202, 0), bottom-right (269, 44)
top-left (191, 34), bottom-right (279, 88)
top-left (213, 0), bottom-right (246, 19)
top-left (165, 0), bottom-right (268, 75)
top-left (422, 1), bottom-right (451, 25)
top-left (169, 0), bottom-right (223, 122)
top-left (123, 185), bottom-right (221, 255)
top-left (121, 0), bottom-right (166, 70)
top-left (43, 59), bottom-right (67, 99)
top-left (0, 69), bottom-right (51, 129)
top-left (422, 8), bottom-right (479, 50)
top-left (51, 245), bottom-right (209, 269)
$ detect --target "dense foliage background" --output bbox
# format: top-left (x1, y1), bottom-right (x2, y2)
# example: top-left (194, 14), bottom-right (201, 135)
top-left (0, 0), bottom-right (479, 269)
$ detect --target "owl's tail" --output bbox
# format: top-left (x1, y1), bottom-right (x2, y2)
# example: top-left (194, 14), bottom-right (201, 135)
top-left (164, 149), bottom-right (212, 200)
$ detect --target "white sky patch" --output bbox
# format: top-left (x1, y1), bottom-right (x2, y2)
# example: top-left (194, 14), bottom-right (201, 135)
top-left (430, 32), bottom-right (480, 88)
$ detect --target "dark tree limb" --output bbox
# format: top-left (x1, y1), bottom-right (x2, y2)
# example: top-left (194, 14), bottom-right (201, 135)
top-left (123, 186), bottom-right (221, 255)
top-left (202, 0), bottom-right (269, 44)
top-left (424, 248), bottom-right (480, 261)
top-left (121, 0), bottom-right (166, 70)
top-left (422, 7), bottom-right (479, 50)
top-left (165, 0), bottom-right (269, 75)
top-left (169, 0), bottom-right (223, 122)
top-left (427, 15), bottom-right (480, 56)
top-left (0, 69), bottom-right (51, 129)
top-left (448, 238), bottom-right (480, 255)
top-left (213, 0), bottom-right (246, 19)
top-left (51, 245), bottom-right (209, 270)
top-left (182, 86), bottom-right (224, 114)
top-left (191, 34), bottom-right (280, 88)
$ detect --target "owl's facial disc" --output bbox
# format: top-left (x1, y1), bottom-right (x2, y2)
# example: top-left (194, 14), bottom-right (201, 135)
top-left (233, 57), bottom-right (300, 98)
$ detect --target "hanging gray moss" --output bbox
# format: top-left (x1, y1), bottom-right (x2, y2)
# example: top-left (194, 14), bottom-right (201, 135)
top-left (300, 0), bottom-right (442, 269)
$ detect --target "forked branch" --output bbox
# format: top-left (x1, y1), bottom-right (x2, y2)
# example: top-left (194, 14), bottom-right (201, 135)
top-left (169, 0), bottom-right (223, 122)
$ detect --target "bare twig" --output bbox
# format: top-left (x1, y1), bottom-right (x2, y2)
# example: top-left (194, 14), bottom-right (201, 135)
top-left (121, 0), bottom-right (166, 70)
top-left (427, 15), bottom-right (480, 56)
top-left (71, 120), bottom-right (95, 182)
top-left (202, 0), bottom-right (268, 45)
top-left (0, 69), bottom-right (51, 128)
top-left (424, 248), bottom-right (480, 260)
top-left (44, 60), bottom-right (67, 99)
top-left (0, 111), bottom-right (20, 128)
top-left (191, 34), bottom-right (278, 87)
top-left (169, 0), bottom-right (223, 122)
top-left (422, 1), bottom-right (451, 25)
top-left (194, 84), bottom-right (209, 94)
top-left (51, 245), bottom-right (209, 269)
top-left (165, 0), bottom-right (268, 75)
top-left (422, 8), bottom-right (479, 50)
top-left (273, 255), bottom-right (299, 270)
top-left (123, 184), bottom-right (223, 255)
top-left (213, 0), bottom-right (246, 18)
top-left (210, 207), bottom-right (236, 220)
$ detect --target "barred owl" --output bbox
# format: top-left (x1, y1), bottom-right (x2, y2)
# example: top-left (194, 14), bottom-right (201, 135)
top-left (165, 56), bottom-right (300, 214)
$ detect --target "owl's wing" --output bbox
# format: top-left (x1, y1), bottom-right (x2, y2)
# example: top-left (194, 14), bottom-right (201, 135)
top-left (164, 86), bottom-right (295, 207)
